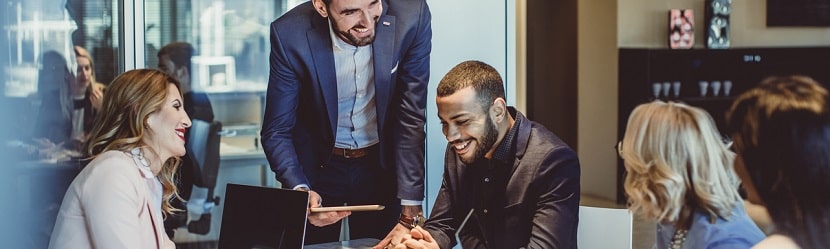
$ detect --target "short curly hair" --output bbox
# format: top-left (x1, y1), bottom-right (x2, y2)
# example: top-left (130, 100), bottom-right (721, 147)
top-left (621, 101), bottom-right (740, 226)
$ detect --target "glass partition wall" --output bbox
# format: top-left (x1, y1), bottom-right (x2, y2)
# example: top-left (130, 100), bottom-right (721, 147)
top-left (143, 0), bottom-right (293, 243)
top-left (2, 0), bottom-right (120, 144)
top-left (1, 0), bottom-right (121, 247)
top-left (143, 0), bottom-right (277, 148)
top-left (0, 0), bottom-right (296, 246)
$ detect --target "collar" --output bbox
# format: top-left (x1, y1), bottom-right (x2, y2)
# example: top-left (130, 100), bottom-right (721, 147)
top-left (492, 107), bottom-right (522, 164)
top-left (128, 148), bottom-right (155, 179)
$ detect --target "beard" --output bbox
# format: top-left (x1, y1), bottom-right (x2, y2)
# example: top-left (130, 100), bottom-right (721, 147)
top-left (330, 18), bottom-right (376, 46)
top-left (460, 115), bottom-right (499, 165)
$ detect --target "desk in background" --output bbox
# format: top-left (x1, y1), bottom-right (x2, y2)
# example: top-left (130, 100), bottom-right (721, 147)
top-left (220, 149), bottom-right (274, 187)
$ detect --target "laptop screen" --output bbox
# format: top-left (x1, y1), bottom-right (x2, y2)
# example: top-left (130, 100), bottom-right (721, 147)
top-left (219, 183), bottom-right (309, 249)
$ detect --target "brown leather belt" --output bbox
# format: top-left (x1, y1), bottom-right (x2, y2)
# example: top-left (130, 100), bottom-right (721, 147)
top-left (331, 145), bottom-right (375, 159)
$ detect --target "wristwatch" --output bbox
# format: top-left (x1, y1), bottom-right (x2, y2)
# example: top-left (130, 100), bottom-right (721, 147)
top-left (398, 213), bottom-right (426, 229)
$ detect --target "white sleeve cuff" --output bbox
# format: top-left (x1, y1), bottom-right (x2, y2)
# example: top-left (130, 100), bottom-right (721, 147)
top-left (400, 199), bottom-right (423, 206)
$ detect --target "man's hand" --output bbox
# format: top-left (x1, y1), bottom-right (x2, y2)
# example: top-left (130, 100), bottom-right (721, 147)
top-left (374, 204), bottom-right (424, 249)
top-left (308, 210), bottom-right (350, 227)
top-left (305, 190), bottom-right (350, 227)
top-left (373, 223), bottom-right (411, 249)
top-left (400, 226), bottom-right (439, 249)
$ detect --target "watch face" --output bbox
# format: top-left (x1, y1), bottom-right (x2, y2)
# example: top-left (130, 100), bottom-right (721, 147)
top-left (400, 214), bottom-right (426, 229)
top-left (415, 215), bottom-right (426, 227)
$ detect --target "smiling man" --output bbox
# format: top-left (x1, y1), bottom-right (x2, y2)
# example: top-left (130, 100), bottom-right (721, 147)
top-left (381, 61), bottom-right (580, 249)
top-left (262, 0), bottom-right (431, 245)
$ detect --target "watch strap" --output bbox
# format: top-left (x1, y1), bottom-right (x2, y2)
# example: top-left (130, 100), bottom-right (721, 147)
top-left (399, 213), bottom-right (425, 229)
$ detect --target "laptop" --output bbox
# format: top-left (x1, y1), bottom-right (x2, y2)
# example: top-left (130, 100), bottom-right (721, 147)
top-left (218, 183), bottom-right (309, 249)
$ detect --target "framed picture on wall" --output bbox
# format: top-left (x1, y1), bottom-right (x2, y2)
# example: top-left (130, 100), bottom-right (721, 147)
top-left (768, 0), bottom-right (830, 26)
top-left (669, 9), bottom-right (694, 49)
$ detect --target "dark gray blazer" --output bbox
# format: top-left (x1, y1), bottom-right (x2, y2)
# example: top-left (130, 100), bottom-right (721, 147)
top-left (424, 109), bottom-right (581, 249)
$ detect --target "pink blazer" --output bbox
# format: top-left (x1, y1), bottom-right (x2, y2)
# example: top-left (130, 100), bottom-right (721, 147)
top-left (49, 150), bottom-right (175, 249)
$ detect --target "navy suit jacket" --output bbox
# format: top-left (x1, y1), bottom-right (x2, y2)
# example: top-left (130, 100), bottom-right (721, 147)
top-left (424, 109), bottom-right (581, 249)
top-left (261, 0), bottom-right (431, 201)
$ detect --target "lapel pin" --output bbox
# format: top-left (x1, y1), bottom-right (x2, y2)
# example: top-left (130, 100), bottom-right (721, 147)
top-left (382, 21), bottom-right (391, 26)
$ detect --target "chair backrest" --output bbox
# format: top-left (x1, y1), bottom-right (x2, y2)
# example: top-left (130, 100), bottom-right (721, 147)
top-left (186, 119), bottom-right (221, 188)
top-left (219, 183), bottom-right (310, 249)
top-left (577, 206), bottom-right (633, 249)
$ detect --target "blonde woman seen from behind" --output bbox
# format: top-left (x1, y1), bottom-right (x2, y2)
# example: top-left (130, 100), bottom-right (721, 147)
top-left (49, 69), bottom-right (191, 249)
top-left (619, 101), bottom-right (765, 249)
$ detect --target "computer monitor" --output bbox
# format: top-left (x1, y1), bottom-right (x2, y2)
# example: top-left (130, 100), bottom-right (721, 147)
top-left (218, 183), bottom-right (309, 249)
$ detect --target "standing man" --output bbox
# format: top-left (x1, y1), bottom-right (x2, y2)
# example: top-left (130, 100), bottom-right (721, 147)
top-left (381, 61), bottom-right (580, 249)
top-left (158, 41), bottom-right (215, 237)
top-left (262, 0), bottom-right (431, 244)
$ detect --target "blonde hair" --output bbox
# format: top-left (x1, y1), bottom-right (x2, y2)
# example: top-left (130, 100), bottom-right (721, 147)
top-left (86, 69), bottom-right (182, 216)
top-left (621, 101), bottom-right (740, 226)
top-left (74, 46), bottom-right (99, 85)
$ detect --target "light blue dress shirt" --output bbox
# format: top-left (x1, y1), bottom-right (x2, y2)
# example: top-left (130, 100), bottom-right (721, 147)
top-left (324, 22), bottom-right (420, 206)
top-left (330, 23), bottom-right (379, 150)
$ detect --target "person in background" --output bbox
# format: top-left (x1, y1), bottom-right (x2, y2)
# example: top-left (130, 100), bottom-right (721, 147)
top-left (157, 41), bottom-right (215, 237)
top-left (262, 0), bottom-right (432, 244)
top-left (49, 69), bottom-right (190, 248)
top-left (34, 46), bottom-right (105, 153)
top-left (619, 101), bottom-right (765, 249)
top-left (73, 46), bottom-right (105, 111)
top-left (727, 75), bottom-right (830, 249)
top-left (158, 42), bottom-right (214, 123)
top-left (388, 60), bottom-right (581, 249)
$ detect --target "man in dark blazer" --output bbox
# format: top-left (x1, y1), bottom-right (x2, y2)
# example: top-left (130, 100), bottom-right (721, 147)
top-left (261, 0), bottom-right (431, 244)
top-left (381, 61), bottom-right (580, 249)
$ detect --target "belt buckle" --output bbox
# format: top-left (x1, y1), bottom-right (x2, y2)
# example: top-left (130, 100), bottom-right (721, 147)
top-left (341, 148), bottom-right (353, 159)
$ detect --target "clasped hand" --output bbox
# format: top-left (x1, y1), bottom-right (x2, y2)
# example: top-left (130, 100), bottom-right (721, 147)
top-left (374, 225), bottom-right (439, 249)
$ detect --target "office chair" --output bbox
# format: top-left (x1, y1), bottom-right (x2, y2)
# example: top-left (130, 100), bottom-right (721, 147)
top-left (185, 119), bottom-right (222, 234)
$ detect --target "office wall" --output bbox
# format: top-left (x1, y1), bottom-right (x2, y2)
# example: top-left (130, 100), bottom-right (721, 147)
top-left (618, 0), bottom-right (830, 48)
top-left (577, 0), bottom-right (619, 201)
top-left (424, 0), bottom-right (518, 214)
top-left (574, 0), bottom-right (830, 201)
top-left (526, 0), bottom-right (578, 148)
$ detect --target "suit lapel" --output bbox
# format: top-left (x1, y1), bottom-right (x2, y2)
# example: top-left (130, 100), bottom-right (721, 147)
top-left (373, 14), bottom-right (395, 133)
top-left (506, 111), bottom-right (531, 205)
top-left (307, 18), bottom-right (339, 137)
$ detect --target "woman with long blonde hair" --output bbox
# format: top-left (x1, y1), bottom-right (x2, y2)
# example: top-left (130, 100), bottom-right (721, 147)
top-left (49, 69), bottom-right (190, 248)
top-left (619, 101), bottom-right (764, 249)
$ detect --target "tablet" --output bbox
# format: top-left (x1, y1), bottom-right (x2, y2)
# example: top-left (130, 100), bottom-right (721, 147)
top-left (310, 205), bottom-right (385, 212)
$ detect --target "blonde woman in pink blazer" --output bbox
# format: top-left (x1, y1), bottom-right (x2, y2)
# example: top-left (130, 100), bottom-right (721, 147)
top-left (49, 69), bottom-right (191, 249)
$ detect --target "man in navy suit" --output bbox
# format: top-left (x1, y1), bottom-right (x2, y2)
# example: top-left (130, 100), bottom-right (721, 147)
top-left (261, 0), bottom-right (431, 244)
